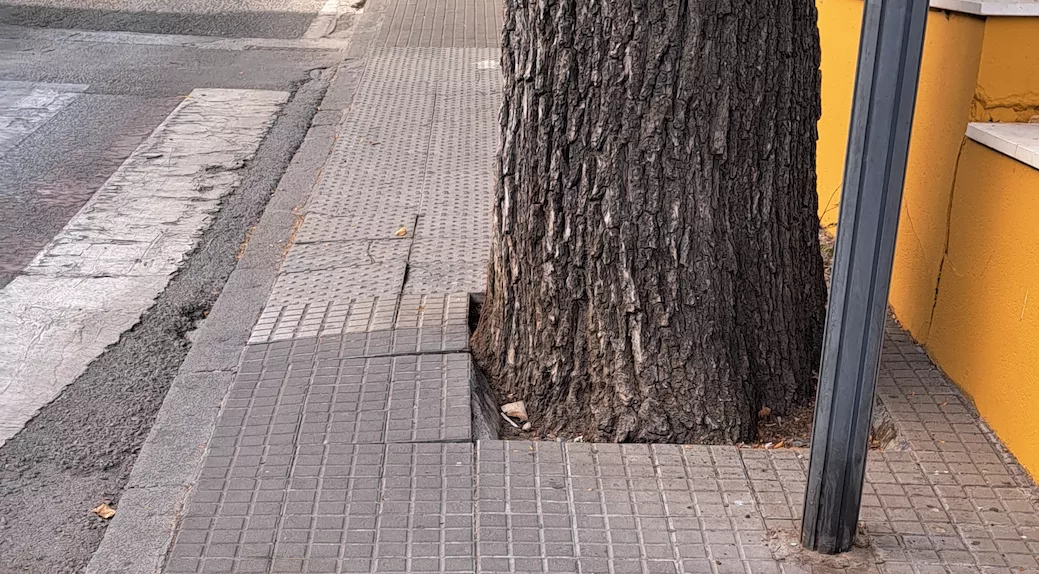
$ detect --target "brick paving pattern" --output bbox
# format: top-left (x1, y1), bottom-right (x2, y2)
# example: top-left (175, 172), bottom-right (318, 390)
top-left (160, 0), bottom-right (1039, 572)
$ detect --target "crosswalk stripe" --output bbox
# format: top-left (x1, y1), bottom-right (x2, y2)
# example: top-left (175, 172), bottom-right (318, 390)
top-left (0, 81), bottom-right (88, 155)
top-left (0, 88), bottom-right (288, 445)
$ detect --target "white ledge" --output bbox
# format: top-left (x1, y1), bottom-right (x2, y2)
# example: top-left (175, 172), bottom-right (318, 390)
top-left (930, 0), bottom-right (1039, 16)
top-left (967, 123), bottom-right (1039, 170)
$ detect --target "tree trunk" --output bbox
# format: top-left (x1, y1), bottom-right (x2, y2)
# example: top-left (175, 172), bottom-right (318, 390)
top-left (472, 0), bottom-right (827, 443)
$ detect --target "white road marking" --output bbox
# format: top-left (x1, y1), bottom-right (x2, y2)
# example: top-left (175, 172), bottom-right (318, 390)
top-left (0, 88), bottom-right (288, 444)
top-left (0, 24), bottom-right (350, 51)
top-left (0, 81), bottom-right (87, 155)
top-left (305, 0), bottom-right (341, 38)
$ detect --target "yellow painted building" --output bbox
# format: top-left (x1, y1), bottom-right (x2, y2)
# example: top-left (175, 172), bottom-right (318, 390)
top-left (817, 0), bottom-right (1039, 477)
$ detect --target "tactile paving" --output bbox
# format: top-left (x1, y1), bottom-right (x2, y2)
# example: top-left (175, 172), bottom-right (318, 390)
top-left (359, 48), bottom-right (504, 90)
top-left (295, 213), bottom-right (418, 243)
top-left (403, 262), bottom-right (487, 295)
top-left (280, 241), bottom-right (412, 274)
top-left (305, 188), bottom-right (422, 220)
top-left (377, 0), bottom-right (504, 48)
top-left (268, 265), bottom-right (406, 307)
top-left (409, 237), bottom-right (492, 264)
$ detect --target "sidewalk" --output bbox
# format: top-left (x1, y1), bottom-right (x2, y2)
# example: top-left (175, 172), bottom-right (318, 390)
top-left (88, 0), bottom-right (1039, 573)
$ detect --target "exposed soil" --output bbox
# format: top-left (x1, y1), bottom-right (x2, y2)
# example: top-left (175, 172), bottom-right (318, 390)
top-left (753, 401), bottom-right (816, 448)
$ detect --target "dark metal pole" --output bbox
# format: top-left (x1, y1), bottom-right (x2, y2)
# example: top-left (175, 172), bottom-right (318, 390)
top-left (801, 0), bottom-right (929, 554)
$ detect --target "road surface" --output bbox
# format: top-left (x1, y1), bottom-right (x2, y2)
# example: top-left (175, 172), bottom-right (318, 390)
top-left (0, 1), bottom-right (353, 571)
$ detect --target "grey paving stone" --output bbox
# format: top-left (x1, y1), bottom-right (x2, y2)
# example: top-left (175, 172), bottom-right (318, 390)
top-left (268, 264), bottom-right (408, 306)
top-left (280, 240), bottom-right (412, 273)
top-left (295, 212), bottom-right (418, 243)
top-left (85, 485), bottom-right (188, 574)
top-left (476, 441), bottom-right (576, 574)
top-left (250, 295), bottom-right (399, 344)
top-left (409, 237), bottom-right (492, 265)
top-left (395, 293), bottom-right (470, 329)
top-left (299, 352), bottom-right (472, 444)
top-left (376, 0), bottom-right (504, 48)
top-left (128, 372), bottom-right (235, 489)
top-left (249, 293), bottom-right (469, 345)
top-left (169, 444), bottom-right (474, 574)
top-left (232, 341), bottom-right (472, 445)
top-left (310, 326), bottom-right (470, 359)
top-left (359, 48), bottom-right (503, 89)
top-left (403, 261), bottom-right (486, 295)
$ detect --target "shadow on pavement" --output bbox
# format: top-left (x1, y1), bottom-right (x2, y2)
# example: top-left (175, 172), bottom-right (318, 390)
top-left (0, 4), bottom-right (318, 39)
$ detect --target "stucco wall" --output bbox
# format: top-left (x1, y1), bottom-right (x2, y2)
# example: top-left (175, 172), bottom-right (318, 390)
top-left (927, 142), bottom-right (1039, 475)
top-left (816, 2), bottom-right (1039, 478)
top-left (972, 17), bottom-right (1039, 122)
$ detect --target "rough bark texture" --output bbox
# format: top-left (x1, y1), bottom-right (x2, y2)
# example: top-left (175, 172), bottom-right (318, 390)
top-left (472, 0), bottom-right (827, 443)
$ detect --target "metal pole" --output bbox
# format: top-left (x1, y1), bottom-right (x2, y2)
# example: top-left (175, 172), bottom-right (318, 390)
top-left (801, 0), bottom-right (929, 554)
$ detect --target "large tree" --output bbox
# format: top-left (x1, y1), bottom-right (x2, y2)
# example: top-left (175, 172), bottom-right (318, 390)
top-left (472, 0), bottom-right (827, 443)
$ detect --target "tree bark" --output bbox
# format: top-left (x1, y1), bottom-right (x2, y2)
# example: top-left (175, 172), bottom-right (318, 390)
top-left (472, 0), bottom-right (827, 443)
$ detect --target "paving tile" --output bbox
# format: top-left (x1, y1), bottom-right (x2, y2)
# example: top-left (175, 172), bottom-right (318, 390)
top-left (250, 293), bottom-right (470, 345)
top-left (280, 241), bottom-right (412, 273)
top-left (376, 1), bottom-right (503, 48)
top-left (171, 444), bottom-right (474, 574)
top-left (402, 261), bottom-right (486, 294)
top-left (476, 441), bottom-right (575, 573)
top-left (233, 341), bottom-right (472, 445)
top-left (160, 8), bottom-right (1039, 573)
top-left (268, 265), bottom-right (408, 305)
top-left (250, 295), bottom-right (399, 344)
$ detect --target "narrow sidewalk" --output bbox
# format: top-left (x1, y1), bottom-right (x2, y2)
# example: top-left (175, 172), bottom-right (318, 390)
top-left (99, 0), bottom-right (1039, 572)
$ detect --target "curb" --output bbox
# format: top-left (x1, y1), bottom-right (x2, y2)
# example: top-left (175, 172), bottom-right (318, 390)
top-left (83, 12), bottom-right (385, 573)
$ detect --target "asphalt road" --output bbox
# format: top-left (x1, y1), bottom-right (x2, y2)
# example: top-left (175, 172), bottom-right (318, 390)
top-left (0, 2), bottom-right (348, 571)
top-left (0, 0), bottom-right (329, 37)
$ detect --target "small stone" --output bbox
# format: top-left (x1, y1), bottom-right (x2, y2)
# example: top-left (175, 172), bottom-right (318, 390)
top-left (501, 401), bottom-right (528, 422)
top-left (522, 422), bottom-right (531, 431)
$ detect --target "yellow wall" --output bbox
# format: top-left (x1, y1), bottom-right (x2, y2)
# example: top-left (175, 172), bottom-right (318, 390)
top-left (889, 12), bottom-right (985, 343)
top-left (816, 3), bottom-right (985, 341)
top-left (927, 142), bottom-right (1039, 475)
top-left (816, 0), bottom-right (863, 231)
top-left (972, 18), bottom-right (1039, 122)
top-left (816, 4), bottom-right (1039, 478)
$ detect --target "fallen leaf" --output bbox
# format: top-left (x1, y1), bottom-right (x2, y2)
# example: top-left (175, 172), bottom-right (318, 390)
top-left (92, 503), bottom-right (116, 519)
top-left (758, 406), bottom-right (772, 418)
top-left (774, 441), bottom-right (785, 448)
top-left (395, 227), bottom-right (407, 237)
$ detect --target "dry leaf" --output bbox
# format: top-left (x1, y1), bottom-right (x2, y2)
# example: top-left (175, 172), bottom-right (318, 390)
top-left (758, 406), bottom-right (772, 418)
top-left (92, 503), bottom-right (116, 519)
top-left (774, 441), bottom-right (785, 449)
top-left (395, 227), bottom-right (407, 237)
